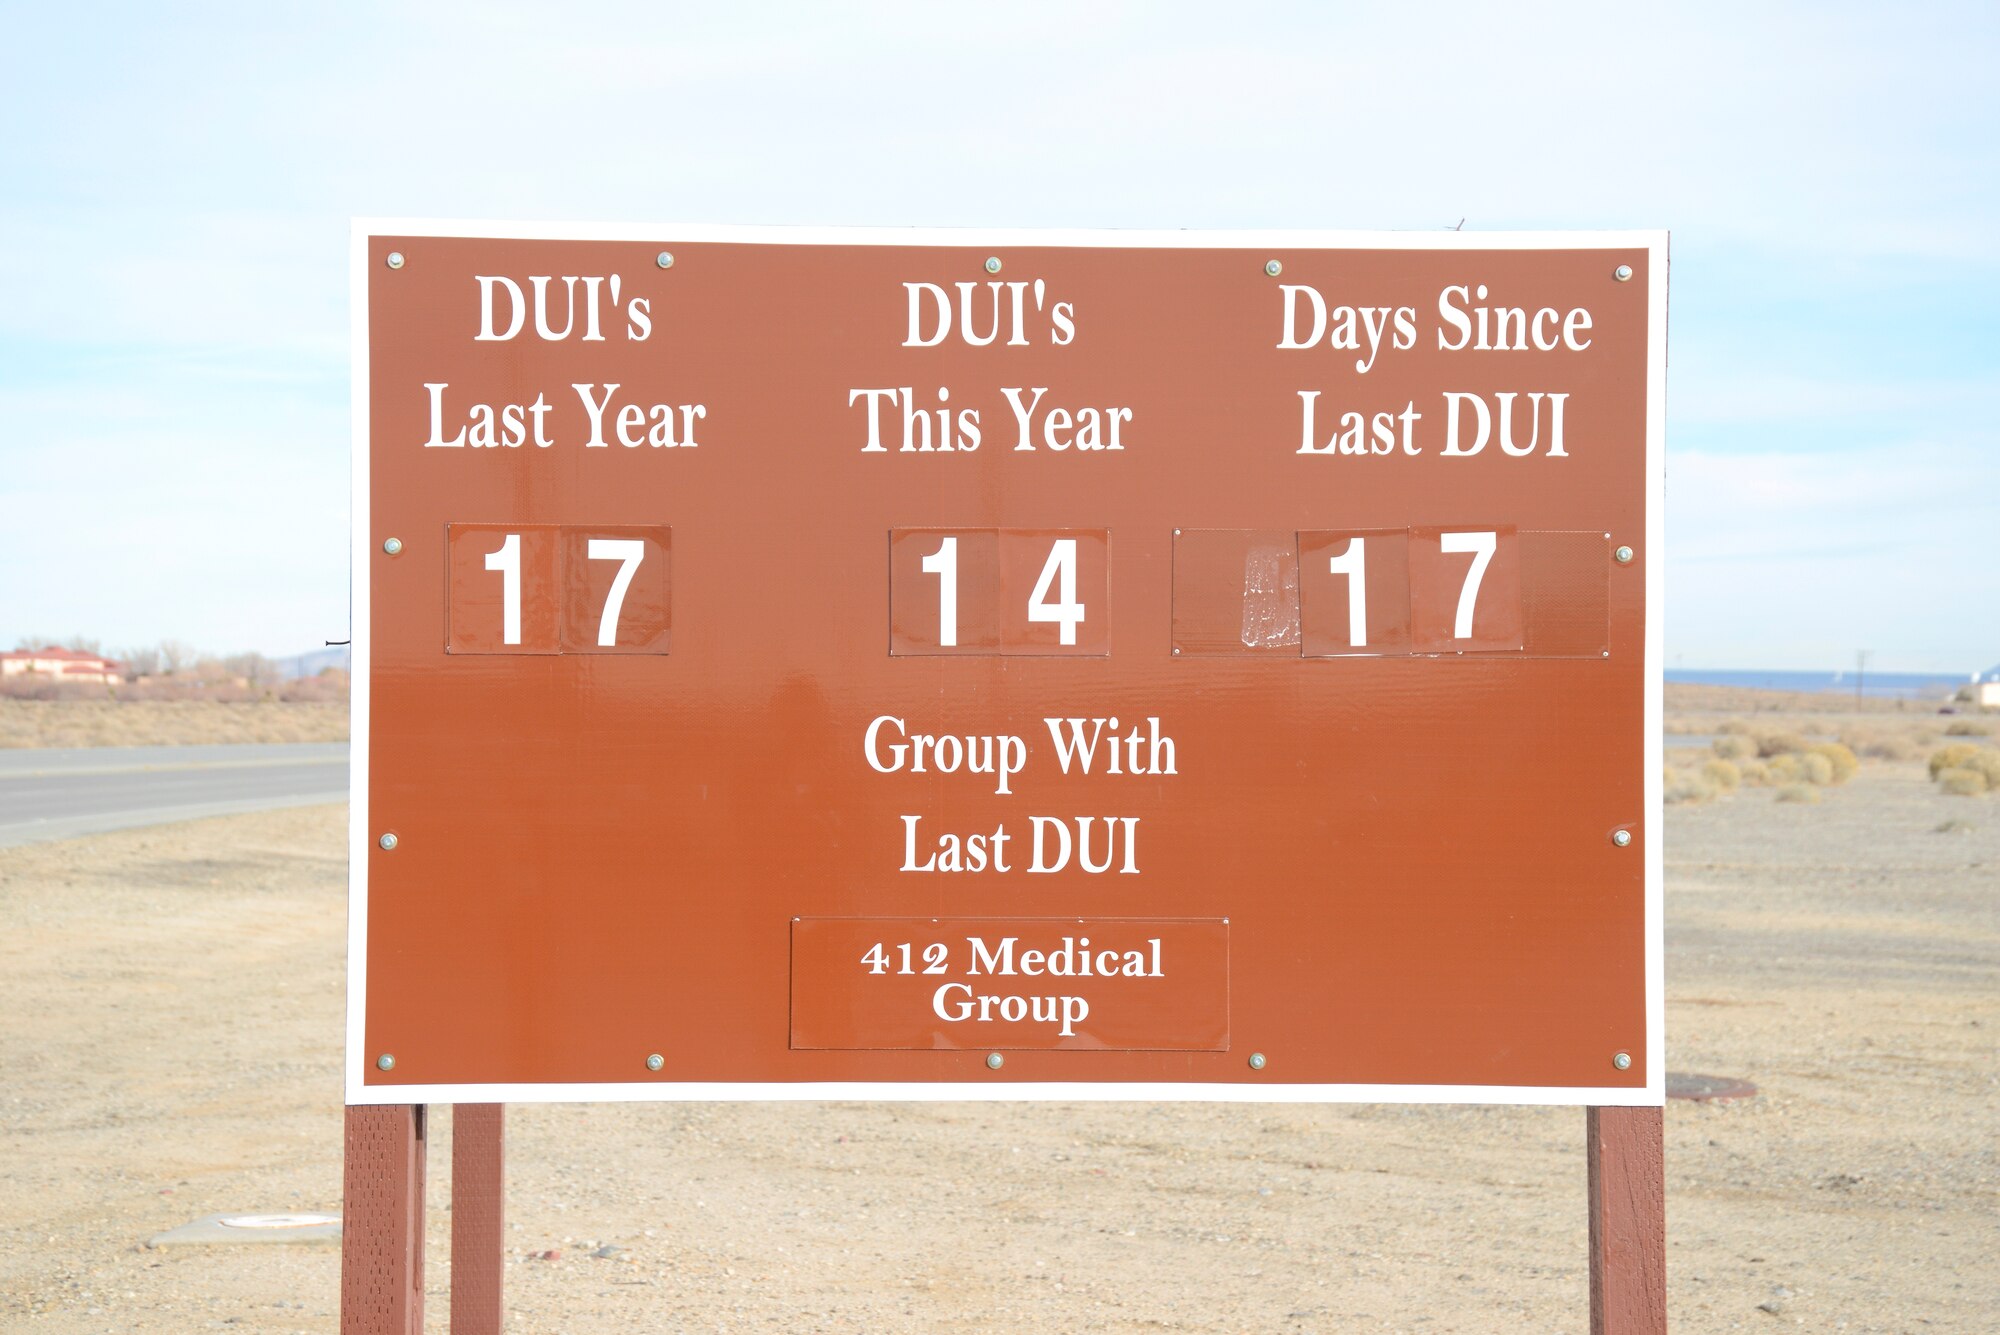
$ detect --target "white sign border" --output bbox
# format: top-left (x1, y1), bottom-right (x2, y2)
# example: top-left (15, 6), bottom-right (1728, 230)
top-left (347, 221), bottom-right (1669, 1107)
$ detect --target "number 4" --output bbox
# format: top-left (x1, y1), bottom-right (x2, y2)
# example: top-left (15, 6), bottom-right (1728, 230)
top-left (1028, 538), bottom-right (1085, 646)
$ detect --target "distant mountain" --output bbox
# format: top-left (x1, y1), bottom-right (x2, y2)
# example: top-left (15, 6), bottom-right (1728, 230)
top-left (275, 645), bottom-right (351, 679)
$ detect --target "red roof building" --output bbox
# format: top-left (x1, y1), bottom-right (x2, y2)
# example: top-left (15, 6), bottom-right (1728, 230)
top-left (0, 647), bottom-right (126, 685)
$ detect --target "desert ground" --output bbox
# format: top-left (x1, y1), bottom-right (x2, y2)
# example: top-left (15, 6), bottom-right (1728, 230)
top-left (0, 697), bottom-right (1994, 1332)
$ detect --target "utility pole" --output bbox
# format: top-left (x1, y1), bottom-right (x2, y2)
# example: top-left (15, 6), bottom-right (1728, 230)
top-left (1856, 649), bottom-right (1871, 707)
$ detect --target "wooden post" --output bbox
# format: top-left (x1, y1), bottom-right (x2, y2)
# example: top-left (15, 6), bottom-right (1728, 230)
top-left (342, 1104), bottom-right (427, 1335)
top-left (1587, 1106), bottom-right (1666, 1334)
top-left (451, 1104), bottom-right (506, 1335)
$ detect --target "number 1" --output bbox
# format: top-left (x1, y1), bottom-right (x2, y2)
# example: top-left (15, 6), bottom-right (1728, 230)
top-left (921, 537), bottom-right (958, 646)
top-left (484, 533), bottom-right (521, 645)
top-left (1326, 536), bottom-right (1368, 648)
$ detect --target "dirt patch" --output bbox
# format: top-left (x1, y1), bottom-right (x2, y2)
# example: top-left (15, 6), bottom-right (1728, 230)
top-left (0, 700), bottom-right (349, 749)
top-left (1, 734), bottom-right (1994, 1331)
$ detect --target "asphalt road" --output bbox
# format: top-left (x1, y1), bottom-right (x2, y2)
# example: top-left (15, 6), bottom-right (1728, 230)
top-left (0, 744), bottom-right (347, 848)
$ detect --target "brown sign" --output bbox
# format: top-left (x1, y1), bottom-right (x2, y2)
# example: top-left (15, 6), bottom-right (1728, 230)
top-left (349, 224), bottom-right (1665, 1105)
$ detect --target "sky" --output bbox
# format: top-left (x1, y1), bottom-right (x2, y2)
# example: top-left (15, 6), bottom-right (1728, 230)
top-left (1, 2), bottom-right (1995, 671)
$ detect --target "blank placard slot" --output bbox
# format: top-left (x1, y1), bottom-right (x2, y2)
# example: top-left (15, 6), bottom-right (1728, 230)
top-left (1171, 529), bottom-right (1301, 655)
top-left (1520, 531), bottom-right (1611, 657)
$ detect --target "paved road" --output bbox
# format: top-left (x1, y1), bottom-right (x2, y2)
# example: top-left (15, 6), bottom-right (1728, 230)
top-left (0, 744), bottom-right (348, 848)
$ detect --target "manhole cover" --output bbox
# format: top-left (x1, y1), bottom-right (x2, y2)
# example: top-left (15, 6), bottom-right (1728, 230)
top-left (1666, 1072), bottom-right (1758, 1102)
top-left (150, 1212), bottom-right (343, 1247)
top-left (219, 1213), bottom-right (339, 1230)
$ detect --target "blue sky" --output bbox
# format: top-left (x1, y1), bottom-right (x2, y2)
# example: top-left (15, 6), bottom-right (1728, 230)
top-left (2, 3), bottom-right (1995, 670)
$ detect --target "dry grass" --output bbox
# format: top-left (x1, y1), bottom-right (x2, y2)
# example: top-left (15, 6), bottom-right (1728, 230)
top-left (1943, 720), bottom-right (1990, 737)
top-left (1841, 727), bottom-right (1926, 762)
top-left (1663, 682), bottom-right (1950, 716)
top-left (0, 700), bottom-right (349, 749)
top-left (1775, 783), bottom-right (1821, 803)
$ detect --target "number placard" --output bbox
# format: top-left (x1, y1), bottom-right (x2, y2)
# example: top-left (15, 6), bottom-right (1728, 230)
top-left (1297, 528), bottom-right (1414, 657)
top-left (447, 524), bottom-right (561, 654)
top-left (888, 529), bottom-right (1002, 653)
top-left (446, 523), bottom-right (671, 655)
top-left (889, 528), bottom-right (1109, 656)
top-left (561, 526), bottom-right (671, 653)
top-left (1408, 525), bottom-right (1524, 653)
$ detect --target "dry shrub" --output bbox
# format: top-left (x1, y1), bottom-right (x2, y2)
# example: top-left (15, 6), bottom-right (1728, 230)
top-left (1798, 751), bottom-right (1836, 786)
top-left (1944, 720), bottom-right (1990, 737)
top-left (1767, 754), bottom-right (1803, 783)
top-left (1938, 767), bottom-right (1989, 797)
top-left (1711, 735), bottom-right (1757, 761)
top-left (1663, 765), bottom-right (1715, 805)
top-left (1934, 819), bottom-right (1976, 834)
top-left (1701, 758), bottom-right (1742, 792)
top-left (1715, 719), bottom-right (1754, 735)
top-left (1807, 742), bottom-right (1859, 784)
top-left (1775, 784), bottom-right (1820, 804)
top-left (1756, 731), bottom-right (1811, 758)
top-left (1930, 744), bottom-right (1984, 780)
top-left (1961, 750), bottom-right (2000, 788)
top-left (1737, 759), bottom-right (1772, 788)
top-left (1843, 728), bottom-right (1921, 762)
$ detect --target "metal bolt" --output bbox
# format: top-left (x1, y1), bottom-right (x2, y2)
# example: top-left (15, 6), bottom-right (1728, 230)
top-left (655, 251), bottom-right (674, 269)
top-left (1264, 260), bottom-right (1283, 277)
top-left (645, 1053), bottom-right (665, 1072)
top-left (378, 833), bottom-right (398, 851)
top-left (1612, 829), bottom-right (1633, 848)
top-left (382, 537), bottom-right (403, 556)
top-left (1248, 1052), bottom-right (1267, 1071)
top-left (385, 251), bottom-right (405, 270)
top-left (1613, 1052), bottom-right (1632, 1071)
top-left (1614, 263), bottom-right (1634, 282)
top-left (1173, 646), bottom-right (1182, 656)
top-left (1613, 545), bottom-right (1634, 564)
top-left (984, 256), bottom-right (1002, 275)
top-left (985, 1052), bottom-right (1004, 1070)
top-left (376, 1054), bottom-right (395, 1071)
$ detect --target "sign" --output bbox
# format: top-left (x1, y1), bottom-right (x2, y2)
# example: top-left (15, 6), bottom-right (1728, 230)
top-left (347, 224), bottom-right (1665, 1105)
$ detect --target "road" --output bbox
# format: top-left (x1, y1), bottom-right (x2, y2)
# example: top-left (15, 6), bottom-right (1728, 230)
top-left (0, 744), bottom-right (347, 848)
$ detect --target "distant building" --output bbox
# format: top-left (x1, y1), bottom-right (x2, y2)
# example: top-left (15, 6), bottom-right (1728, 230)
top-left (0, 646), bottom-right (126, 685)
top-left (1978, 665), bottom-right (2000, 710)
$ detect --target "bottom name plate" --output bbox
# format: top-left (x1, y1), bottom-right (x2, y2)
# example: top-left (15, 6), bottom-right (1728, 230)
top-left (790, 917), bottom-right (1230, 1052)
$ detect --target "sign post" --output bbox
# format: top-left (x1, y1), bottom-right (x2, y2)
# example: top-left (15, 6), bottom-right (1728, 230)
top-left (346, 223), bottom-right (1667, 1329)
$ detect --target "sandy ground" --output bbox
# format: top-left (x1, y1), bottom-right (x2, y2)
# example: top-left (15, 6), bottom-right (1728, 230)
top-left (0, 701), bottom-right (349, 749)
top-left (1, 735), bottom-right (1995, 1331)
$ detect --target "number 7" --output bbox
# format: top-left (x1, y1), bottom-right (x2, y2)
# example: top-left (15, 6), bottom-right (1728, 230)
top-left (1438, 531), bottom-right (1496, 639)
top-left (586, 539), bottom-right (645, 647)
